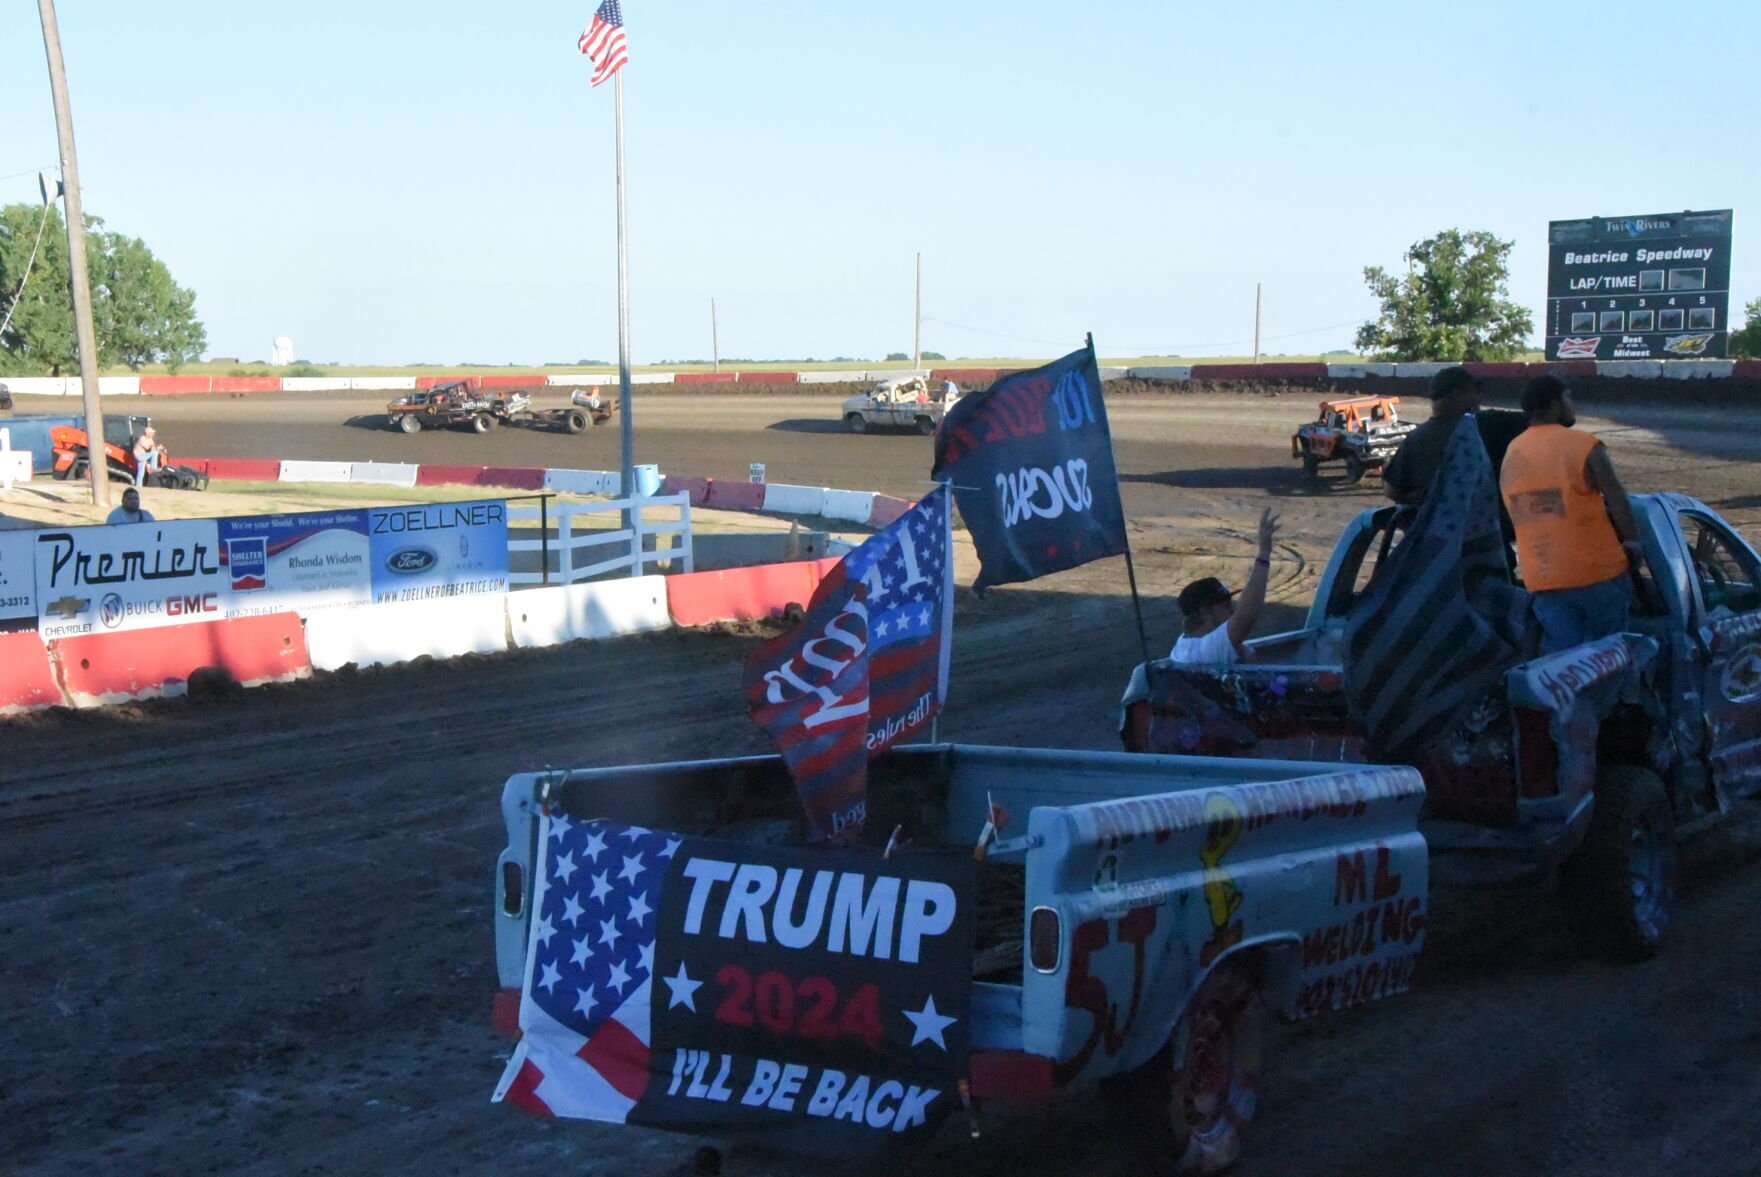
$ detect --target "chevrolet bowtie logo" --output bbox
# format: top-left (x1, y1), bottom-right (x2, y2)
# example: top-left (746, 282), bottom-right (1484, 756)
top-left (45, 595), bottom-right (89, 619)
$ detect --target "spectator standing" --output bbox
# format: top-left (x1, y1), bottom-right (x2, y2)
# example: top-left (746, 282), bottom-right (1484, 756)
top-left (1171, 508), bottom-right (1280, 665)
top-left (1500, 375), bottom-right (1642, 652)
top-left (1384, 366), bottom-right (1527, 507)
top-left (132, 426), bottom-right (164, 486)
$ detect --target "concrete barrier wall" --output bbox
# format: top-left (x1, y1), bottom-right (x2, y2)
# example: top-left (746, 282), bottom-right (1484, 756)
top-left (5, 377), bottom-right (71, 395)
top-left (544, 468), bottom-right (617, 496)
top-left (1126, 366), bottom-right (1192, 380)
top-left (867, 494), bottom-right (914, 528)
top-left (736, 371), bottom-right (798, 384)
top-left (305, 594), bottom-right (508, 671)
top-left (0, 632), bottom-right (67, 713)
top-left (279, 459), bottom-right (352, 483)
top-left (821, 488), bottom-right (876, 523)
top-left (98, 376), bottom-right (142, 395)
top-left (665, 561), bottom-right (822, 627)
top-left (762, 483), bottom-right (827, 516)
top-left (629, 373), bottom-right (676, 385)
top-left (505, 577), bottom-right (669, 648)
top-left (349, 376), bottom-right (419, 390)
top-left (284, 377), bottom-right (354, 392)
top-left (691, 531), bottom-right (829, 572)
top-left (797, 371), bottom-right (868, 384)
top-left (54, 612), bottom-right (311, 706)
top-left (348, 461), bottom-right (419, 487)
top-left (703, 479), bottom-right (766, 510)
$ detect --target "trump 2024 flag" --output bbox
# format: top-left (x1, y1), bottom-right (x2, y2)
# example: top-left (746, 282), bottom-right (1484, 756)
top-left (931, 343), bottom-right (1127, 592)
top-left (743, 488), bottom-right (953, 843)
top-left (494, 815), bottom-right (974, 1151)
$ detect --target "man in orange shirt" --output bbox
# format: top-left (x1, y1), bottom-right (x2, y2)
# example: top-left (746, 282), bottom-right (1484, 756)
top-left (1499, 375), bottom-right (1643, 653)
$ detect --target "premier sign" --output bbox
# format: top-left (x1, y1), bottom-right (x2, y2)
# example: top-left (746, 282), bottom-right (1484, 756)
top-left (1546, 209), bottom-right (1733, 361)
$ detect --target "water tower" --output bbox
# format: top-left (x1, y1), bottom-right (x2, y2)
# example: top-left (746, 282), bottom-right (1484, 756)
top-left (271, 336), bottom-right (294, 366)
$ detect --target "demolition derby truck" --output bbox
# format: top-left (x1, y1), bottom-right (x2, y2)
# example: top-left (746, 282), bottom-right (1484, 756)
top-left (841, 376), bottom-right (959, 435)
top-left (493, 744), bottom-right (1428, 1172)
top-left (1124, 493), bottom-right (1761, 961)
top-left (386, 381), bottom-right (611, 435)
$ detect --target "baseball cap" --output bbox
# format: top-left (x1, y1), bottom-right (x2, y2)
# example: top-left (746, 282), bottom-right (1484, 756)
top-left (1178, 577), bottom-right (1234, 615)
top-left (1429, 366), bottom-right (1480, 400)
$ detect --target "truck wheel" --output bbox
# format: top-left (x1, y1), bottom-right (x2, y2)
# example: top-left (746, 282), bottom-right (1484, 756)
top-left (915, 415), bottom-right (936, 436)
top-left (1101, 960), bottom-right (1264, 1174)
top-left (1301, 451), bottom-right (1320, 477)
top-left (1343, 451), bottom-right (1366, 484)
top-left (564, 408), bottom-right (590, 435)
top-left (397, 413), bottom-right (422, 434)
top-left (472, 413), bottom-right (496, 434)
top-left (1560, 764), bottom-right (1676, 961)
top-left (845, 413), bottom-right (868, 434)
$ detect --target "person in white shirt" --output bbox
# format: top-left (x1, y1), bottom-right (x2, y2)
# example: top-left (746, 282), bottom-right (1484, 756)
top-left (1170, 508), bottom-right (1279, 665)
top-left (106, 487), bottom-right (155, 525)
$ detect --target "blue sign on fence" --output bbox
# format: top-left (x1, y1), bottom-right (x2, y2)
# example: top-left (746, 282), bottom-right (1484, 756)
top-left (217, 509), bottom-right (372, 617)
top-left (367, 499), bottom-right (508, 604)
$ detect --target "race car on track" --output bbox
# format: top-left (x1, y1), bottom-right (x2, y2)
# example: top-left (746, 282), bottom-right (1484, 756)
top-left (840, 376), bottom-right (959, 435)
top-left (1291, 395), bottom-right (1414, 483)
top-left (387, 381), bottom-right (610, 436)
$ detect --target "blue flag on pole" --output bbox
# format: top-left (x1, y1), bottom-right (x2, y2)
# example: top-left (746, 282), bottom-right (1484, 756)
top-left (931, 343), bottom-right (1127, 592)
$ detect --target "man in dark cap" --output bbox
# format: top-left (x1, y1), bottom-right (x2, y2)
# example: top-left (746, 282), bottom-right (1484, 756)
top-left (1171, 508), bottom-right (1279, 664)
top-left (1383, 366), bottom-right (1527, 507)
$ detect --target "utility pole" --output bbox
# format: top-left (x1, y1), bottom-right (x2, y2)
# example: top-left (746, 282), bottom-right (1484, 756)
top-left (710, 297), bottom-right (719, 373)
top-left (1252, 282), bottom-right (1262, 364)
top-left (37, 0), bottom-right (108, 509)
top-left (912, 252), bottom-right (921, 372)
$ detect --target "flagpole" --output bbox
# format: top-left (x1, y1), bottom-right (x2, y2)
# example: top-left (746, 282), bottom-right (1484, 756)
top-left (1089, 332), bottom-right (1155, 670)
top-left (614, 69), bottom-right (635, 528)
top-left (931, 480), bottom-right (954, 745)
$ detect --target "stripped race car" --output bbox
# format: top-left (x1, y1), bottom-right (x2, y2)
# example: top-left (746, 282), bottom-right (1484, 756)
top-left (841, 377), bottom-right (959, 435)
top-left (1291, 395), bottom-right (1414, 483)
top-left (386, 382), bottom-right (529, 434)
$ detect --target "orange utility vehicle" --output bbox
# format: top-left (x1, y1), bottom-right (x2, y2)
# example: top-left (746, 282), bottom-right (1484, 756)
top-left (1291, 395), bottom-right (1414, 484)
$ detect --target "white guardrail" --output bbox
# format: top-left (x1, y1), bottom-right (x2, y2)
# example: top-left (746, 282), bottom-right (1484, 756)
top-left (508, 493), bottom-right (694, 586)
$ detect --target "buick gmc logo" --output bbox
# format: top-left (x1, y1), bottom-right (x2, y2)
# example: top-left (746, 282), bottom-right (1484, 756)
top-left (385, 547), bottom-right (438, 575)
top-left (99, 593), bottom-right (125, 629)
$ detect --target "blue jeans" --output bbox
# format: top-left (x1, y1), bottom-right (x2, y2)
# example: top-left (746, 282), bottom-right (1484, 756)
top-left (1532, 573), bottom-right (1632, 654)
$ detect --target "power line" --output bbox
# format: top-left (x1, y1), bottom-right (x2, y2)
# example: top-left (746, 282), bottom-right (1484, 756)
top-left (0, 164), bottom-right (59, 184)
top-left (0, 200), bottom-right (55, 342)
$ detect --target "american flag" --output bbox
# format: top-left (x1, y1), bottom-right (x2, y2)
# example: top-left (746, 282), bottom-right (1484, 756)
top-left (1344, 417), bottom-right (1535, 761)
top-left (846, 486), bottom-right (953, 751)
top-left (578, 0), bottom-right (629, 88)
top-left (494, 815), bottom-right (676, 1121)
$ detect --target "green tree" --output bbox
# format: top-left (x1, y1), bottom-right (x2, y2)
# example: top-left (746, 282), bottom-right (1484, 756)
top-left (1355, 229), bottom-right (1533, 362)
top-left (0, 202), bottom-right (206, 375)
top-left (1729, 298), bottom-right (1761, 359)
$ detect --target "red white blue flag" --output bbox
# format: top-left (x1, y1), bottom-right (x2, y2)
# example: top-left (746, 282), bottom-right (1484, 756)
top-left (494, 815), bottom-right (973, 1147)
top-left (578, 0), bottom-right (629, 87)
top-left (743, 487), bottom-right (953, 843)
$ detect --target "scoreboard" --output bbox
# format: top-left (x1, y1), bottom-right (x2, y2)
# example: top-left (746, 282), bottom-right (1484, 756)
top-left (1545, 209), bottom-right (1733, 361)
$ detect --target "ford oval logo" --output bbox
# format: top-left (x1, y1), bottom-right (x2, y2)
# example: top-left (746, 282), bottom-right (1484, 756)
top-left (386, 547), bottom-right (438, 575)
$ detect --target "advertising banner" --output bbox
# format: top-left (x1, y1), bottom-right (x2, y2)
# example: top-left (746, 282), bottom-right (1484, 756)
top-left (1546, 209), bottom-right (1733, 361)
top-left (367, 499), bottom-right (508, 604)
top-left (494, 816), bottom-right (975, 1153)
top-left (217, 509), bottom-right (371, 617)
top-left (0, 530), bottom-right (37, 629)
top-left (35, 519), bottom-right (229, 639)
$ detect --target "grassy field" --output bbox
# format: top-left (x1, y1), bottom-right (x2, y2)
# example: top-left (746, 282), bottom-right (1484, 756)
top-left (107, 351), bottom-right (1548, 378)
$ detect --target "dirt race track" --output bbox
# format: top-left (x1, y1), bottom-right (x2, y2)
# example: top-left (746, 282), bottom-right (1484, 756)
top-left (6, 388), bottom-right (1761, 1176)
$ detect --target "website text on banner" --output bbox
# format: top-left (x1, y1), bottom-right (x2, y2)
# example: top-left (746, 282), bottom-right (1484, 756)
top-left (493, 815), bottom-right (974, 1153)
top-left (743, 488), bottom-right (954, 845)
top-left (931, 343), bottom-right (1128, 593)
top-left (0, 532), bottom-right (36, 630)
top-left (33, 500), bottom-right (510, 638)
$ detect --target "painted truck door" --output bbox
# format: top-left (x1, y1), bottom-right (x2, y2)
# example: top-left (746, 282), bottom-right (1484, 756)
top-left (1676, 508), bottom-right (1761, 797)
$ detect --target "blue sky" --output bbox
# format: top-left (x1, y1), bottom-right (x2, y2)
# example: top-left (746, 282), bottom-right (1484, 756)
top-left (2, 1), bottom-right (1755, 365)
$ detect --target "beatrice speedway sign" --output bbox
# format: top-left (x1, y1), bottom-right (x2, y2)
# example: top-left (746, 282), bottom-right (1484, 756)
top-left (34, 500), bottom-right (508, 640)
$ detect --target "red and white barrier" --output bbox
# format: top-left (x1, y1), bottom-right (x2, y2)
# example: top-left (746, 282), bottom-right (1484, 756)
top-left (505, 578), bottom-right (669, 648)
top-left (664, 561), bottom-right (822, 628)
top-left (349, 461), bottom-right (420, 487)
top-left (821, 488), bottom-right (876, 524)
top-left (0, 632), bottom-right (67, 713)
top-left (762, 483), bottom-right (827, 517)
top-left (53, 612), bottom-right (311, 706)
top-left (279, 459), bottom-right (351, 483)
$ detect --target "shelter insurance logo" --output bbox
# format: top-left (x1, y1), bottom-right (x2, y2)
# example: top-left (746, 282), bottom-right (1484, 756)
top-left (227, 537), bottom-right (268, 591)
top-left (1556, 337), bottom-right (1601, 359)
top-left (385, 547), bottom-right (439, 575)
